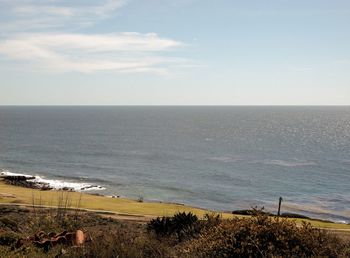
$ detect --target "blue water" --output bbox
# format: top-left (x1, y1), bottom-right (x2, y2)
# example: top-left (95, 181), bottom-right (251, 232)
top-left (0, 106), bottom-right (349, 222)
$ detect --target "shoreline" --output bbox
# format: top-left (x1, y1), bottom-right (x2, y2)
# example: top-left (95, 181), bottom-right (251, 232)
top-left (1, 179), bottom-right (350, 231)
top-left (0, 170), bottom-right (105, 192)
top-left (1, 171), bottom-right (349, 225)
top-left (0, 171), bottom-right (199, 208)
top-left (0, 178), bottom-right (229, 219)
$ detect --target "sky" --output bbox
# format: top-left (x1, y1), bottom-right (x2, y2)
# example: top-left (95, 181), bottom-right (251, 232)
top-left (0, 0), bottom-right (349, 105)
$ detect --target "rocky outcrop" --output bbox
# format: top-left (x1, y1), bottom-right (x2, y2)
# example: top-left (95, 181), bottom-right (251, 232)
top-left (1, 176), bottom-right (52, 190)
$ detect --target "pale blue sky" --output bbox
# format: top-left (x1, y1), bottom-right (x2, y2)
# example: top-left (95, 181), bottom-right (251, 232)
top-left (0, 0), bottom-right (349, 105)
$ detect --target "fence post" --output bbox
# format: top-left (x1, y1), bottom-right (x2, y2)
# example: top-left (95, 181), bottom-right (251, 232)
top-left (277, 197), bottom-right (283, 216)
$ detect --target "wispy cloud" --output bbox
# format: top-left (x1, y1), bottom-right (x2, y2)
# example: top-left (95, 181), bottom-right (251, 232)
top-left (0, 32), bottom-right (189, 73)
top-left (0, 0), bottom-right (193, 74)
top-left (13, 0), bottom-right (125, 16)
top-left (0, 0), bottom-right (127, 32)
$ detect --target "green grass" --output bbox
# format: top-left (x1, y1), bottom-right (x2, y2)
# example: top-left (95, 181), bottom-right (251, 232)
top-left (1, 180), bottom-right (350, 230)
top-left (0, 180), bottom-right (231, 218)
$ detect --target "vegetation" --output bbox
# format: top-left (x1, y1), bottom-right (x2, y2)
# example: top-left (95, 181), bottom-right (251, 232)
top-left (147, 212), bottom-right (221, 242)
top-left (0, 205), bottom-right (349, 257)
top-left (184, 211), bottom-right (350, 257)
top-left (147, 212), bottom-right (200, 241)
top-left (1, 180), bottom-right (350, 257)
top-left (0, 180), bottom-right (231, 219)
top-left (1, 180), bottom-right (349, 230)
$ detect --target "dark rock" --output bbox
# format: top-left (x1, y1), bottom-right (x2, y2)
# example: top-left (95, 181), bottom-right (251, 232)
top-left (2, 176), bottom-right (53, 190)
top-left (232, 209), bottom-right (273, 216)
top-left (280, 213), bottom-right (310, 219)
top-left (2, 176), bottom-right (35, 181)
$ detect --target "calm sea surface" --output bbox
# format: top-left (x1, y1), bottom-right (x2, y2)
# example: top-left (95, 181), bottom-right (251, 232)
top-left (0, 106), bottom-right (349, 222)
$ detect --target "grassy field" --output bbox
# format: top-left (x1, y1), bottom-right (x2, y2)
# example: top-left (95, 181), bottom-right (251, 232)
top-left (0, 180), bottom-right (231, 219)
top-left (1, 180), bottom-right (349, 230)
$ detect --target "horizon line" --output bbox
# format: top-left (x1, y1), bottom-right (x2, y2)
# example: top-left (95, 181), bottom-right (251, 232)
top-left (0, 105), bottom-right (349, 107)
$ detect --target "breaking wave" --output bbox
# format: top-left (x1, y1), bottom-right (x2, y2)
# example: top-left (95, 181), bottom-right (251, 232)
top-left (0, 170), bottom-right (105, 191)
top-left (258, 159), bottom-right (317, 167)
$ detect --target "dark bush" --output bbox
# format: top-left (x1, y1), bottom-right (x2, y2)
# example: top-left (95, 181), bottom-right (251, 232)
top-left (147, 216), bottom-right (173, 237)
top-left (280, 212), bottom-right (310, 219)
top-left (232, 207), bottom-right (273, 216)
top-left (172, 212), bottom-right (200, 241)
top-left (147, 212), bottom-right (200, 241)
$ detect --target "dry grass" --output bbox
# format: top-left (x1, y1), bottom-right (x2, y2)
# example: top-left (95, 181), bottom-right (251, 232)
top-left (1, 180), bottom-right (350, 230)
top-left (0, 205), bottom-right (349, 258)
top-left (0, 180), bottom-right (232, 218)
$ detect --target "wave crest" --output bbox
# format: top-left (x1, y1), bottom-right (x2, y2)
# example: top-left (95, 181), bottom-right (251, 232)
top-left (0, 170), bottom-right (105, 191)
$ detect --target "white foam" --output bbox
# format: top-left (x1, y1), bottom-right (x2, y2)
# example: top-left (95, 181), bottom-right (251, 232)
top-left (0, 170), bottom-right (34, 178)
top-left (0, 170), bottom-right (105, 191)
top-left (209, 156), bottom-right (243, 163)
top-left (334, 220), bottom-right (348, 224)
top-left (208, 157), bottom-right (316, 167)
top-left (31, 176), bottom-right (105, 191)
top-left (259, 159), bottom-right (317, 167)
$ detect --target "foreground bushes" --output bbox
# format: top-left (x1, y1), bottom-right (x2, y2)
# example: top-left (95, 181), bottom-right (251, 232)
top-left (184, 213), bottom-right (349, 258)
top-left (148, 211), bottom-right (349, 257)
top-left (1, 206), bottom-right (349, 258)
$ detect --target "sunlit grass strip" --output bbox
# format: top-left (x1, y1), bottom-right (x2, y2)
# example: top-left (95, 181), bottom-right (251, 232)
top-left (0, 180), bottom-right (231, 218)
top-left (0, 180), bottom-right (349, 230)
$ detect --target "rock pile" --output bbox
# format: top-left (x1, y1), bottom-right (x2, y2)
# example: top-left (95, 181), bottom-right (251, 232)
top-left (1, 175), bottom-right (52, 190)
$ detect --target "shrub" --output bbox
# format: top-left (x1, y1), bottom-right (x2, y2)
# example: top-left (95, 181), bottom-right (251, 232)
top-left (172, 212), bottom-right (200, 242)
top-left (280, 212), bottom-right (310, 219)
top-left (202, 213), bottom-right (221, 228)
top-left (147, 216), bottom-right (173, 237)
top-left (147, 212), bottom-right (200, 242)
top-left (184, 213), bottom-right (349, 258)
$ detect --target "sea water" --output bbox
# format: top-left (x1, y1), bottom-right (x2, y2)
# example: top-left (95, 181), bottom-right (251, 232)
top-left (0, 106), bottom-right (349, 222)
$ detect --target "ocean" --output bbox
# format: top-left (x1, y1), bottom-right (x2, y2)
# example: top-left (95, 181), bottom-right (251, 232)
top-left (0, 106), bottom-right (349, 222)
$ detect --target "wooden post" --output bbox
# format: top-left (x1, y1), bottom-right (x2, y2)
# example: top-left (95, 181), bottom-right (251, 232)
top-left (277, 197), bottom-right (283, 216)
